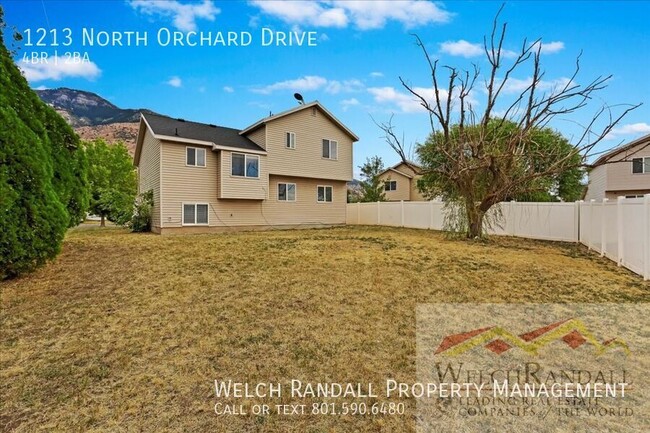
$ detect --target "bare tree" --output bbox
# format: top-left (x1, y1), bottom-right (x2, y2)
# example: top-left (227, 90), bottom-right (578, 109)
top-left (376, 5), bottom-right (641, 238)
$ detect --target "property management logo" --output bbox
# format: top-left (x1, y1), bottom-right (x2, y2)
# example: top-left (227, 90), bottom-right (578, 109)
top-left (435, 318), bottom-right (631, 357)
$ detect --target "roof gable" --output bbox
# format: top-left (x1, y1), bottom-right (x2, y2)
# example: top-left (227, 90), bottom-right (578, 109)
top-left (378, 160), bottom-right (422, 178)
top-left (592, 134), bottom-right (650, 166)
top-left (240, 101), bottom-right (359, 141)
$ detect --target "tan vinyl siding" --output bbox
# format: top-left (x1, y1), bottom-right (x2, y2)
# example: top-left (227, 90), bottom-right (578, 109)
top-left (410, 178), bottom-right (426, 201)
top-left (137, 129), bottom-right (162, 229)
top-left (247, 126), bottom-right (266, 149)
top-left (263, 107), bottom-right (353, 181)
top-left (378, 170), bottom-right (412, 201)
top-left (604, 141), bottom-right (650, 192)
top-left (585, 165), bottom-right (607, 201)
top-left (159, 140), bottom-right (346, 228)
top-left (160, 141), bottom-right (217, 227)
top-left (219, 151), bottom-right (268, 200)
top-left (261, 176), bottom-right (347, 225)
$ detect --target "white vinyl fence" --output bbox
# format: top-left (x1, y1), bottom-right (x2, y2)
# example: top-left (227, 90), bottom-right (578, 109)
top-left (346, 195), bottom-right (650, 280)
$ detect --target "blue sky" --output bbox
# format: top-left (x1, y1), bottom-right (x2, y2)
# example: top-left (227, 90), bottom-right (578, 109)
top-left (5, 1), bottom-right (650, 175)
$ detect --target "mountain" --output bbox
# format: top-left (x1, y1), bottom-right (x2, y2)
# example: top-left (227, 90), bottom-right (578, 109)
top-left (36, 87), bottom-right (155, 128)
top-left (35, 87), bottom-right (157, 155)
top-left (75, 123), bottom-right (141, 155)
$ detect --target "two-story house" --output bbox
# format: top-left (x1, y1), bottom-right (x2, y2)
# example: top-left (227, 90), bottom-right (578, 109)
top-left (134, 101), bottom-right (358, 234)
top-left (376, 161), bottom-right (427, 201)
top-left (585, 134), bottom-right (650, 200)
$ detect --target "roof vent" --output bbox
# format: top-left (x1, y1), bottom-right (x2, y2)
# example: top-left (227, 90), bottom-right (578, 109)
top-left (208, 124), bottom-right (217, 128)
top-left (174, 128), bottom-right (179, 136)
top-left (177, 118), bottom-right (185, 122)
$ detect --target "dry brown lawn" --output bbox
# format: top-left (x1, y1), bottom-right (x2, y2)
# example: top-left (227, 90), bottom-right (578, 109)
top-left (1, 226), bottom-right (648, 432)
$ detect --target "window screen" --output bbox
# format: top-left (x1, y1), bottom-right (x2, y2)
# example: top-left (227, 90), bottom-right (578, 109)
top-left (232, 153), bottom-right (245, 176)
top-left (196, 204), bottom-right (208, 224)
top-left (183, 204), bottom-right (195, 224)
top-left (186, 147), bottom-right (196, 166)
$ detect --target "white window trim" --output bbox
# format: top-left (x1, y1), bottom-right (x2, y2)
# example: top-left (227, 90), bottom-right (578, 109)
top-left (277, 182), bottom-right (297, 202)
top-left (182, 202), bottom-right (209, 226)
top-left (185, 146), bottom-right (206, 168)
top-left (231, 153), bottom-right (260, 179)
top-left (317, 185), bottom-right (333, 203)
top-left (322, 139), bottom-right (338, 161)
top-left (631, 157), bottom-right (650, 174)
top-left (286, 132), bottom-right (296, 149)
top-left (385, 180), bottom-right (397, 191)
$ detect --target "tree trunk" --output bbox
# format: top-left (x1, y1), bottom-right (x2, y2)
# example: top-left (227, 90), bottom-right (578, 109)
top-left (466, 205), bottom-right (484, 238)
top-left (100, 215), bottom-right (105, 227)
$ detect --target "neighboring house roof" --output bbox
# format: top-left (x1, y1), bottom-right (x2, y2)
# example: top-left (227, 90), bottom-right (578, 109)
top-left (240, 101), bottom-right (359, 141)
top-left (592, 133), bottom-right (650, 167)
top-left (377, 161), bottom-right (422, 179)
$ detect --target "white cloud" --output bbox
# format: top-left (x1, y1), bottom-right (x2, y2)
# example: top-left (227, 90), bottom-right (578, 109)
top-left (500, 76), bottom-right (573, 94)
top-left (440, 40), bottom-right (517, 58)
top-left (249, 0), bottom-right (451, 30)
top-left (368, 85), bottom-right (478, 113)
top-left (252, 75), bottom-right (328, 94)
top-left (34, 85), bottom-right (49, 90)
top-left (341, 97), bottom-right (360, 111)
top-left (19, 56), bottom-right (101, 82)
top-left (605, 123), bottom-right (650, 140)
top-left (251, 75), bottom-right (363, 95)
top-left (370, 71), bottom-right (384, 78)
top-left (250, 1), bottom-right (347, 28)
top-left (166, 76), bottom-right (182, 87)
top-left (530, 40), bottom-right (565, 54)
top-left (223, 86), bottom-right (234, 93)
top-left (325, 79), bottom-right (364, 94)
top-left (440, 40), bottom-right (483, 58)
top-left (129, 0), bottom-right (220, 32)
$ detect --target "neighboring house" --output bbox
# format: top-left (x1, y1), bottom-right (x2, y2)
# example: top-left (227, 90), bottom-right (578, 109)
top-left (585, 134), bottom-right (650, 201)
top-left (134, 101), bottom-right (358, 234)
top-left (376, 161), bottom-right (427, 201)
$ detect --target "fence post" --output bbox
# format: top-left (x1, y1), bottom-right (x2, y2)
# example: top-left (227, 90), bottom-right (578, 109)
top-left (400, 200), bottom-right (405, 227)
top-left (376, 201), bottom-right (381, 225)
top-left (357, 201), bottom-right (361, 225)
top-left (617, 196), bottom-right (624, 266)
top-left (588, 200), bottom-right (595, 249)
top-left (430, 200), bottom-right (435, 230)
top-left (643, 194), bottom-right (650, 281)
top-left (575, 200), bottom-right (581, 243)
top-left (509, 200), bottom-right (516, 236)
top-left (601, 198), bottom-right (608, 257)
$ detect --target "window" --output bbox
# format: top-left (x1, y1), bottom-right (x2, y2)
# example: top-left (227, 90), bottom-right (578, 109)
top-left (625, 195), bottom-right (644, 199)
top-left (231, 153), bottom-right (259, 178)
top-left (384, 180), bottom-right (397, 191)
top-left (317, 185), bottom-right (333, 203)
top-left (186, 147), bottom-right (206, 167)
top-left (286, 132), bottom-right (296, 149)
top-left (632, 157), bottom-right (650, 174)
top-left (278, 183), bottom-right (296, 201)
top-left (183, 203), bottom-right (208, 225)
top-left (322, 139), bottom-right (338, 160)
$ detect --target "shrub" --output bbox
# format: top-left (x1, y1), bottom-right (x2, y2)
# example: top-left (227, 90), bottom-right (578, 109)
top-left (131, 190), bottom-right (154, 232)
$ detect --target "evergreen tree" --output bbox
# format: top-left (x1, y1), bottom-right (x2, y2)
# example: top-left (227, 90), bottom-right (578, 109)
top-left (359, 156), bottom-right (387, 202)
top-left (0, 7), bottom-right (88, 279)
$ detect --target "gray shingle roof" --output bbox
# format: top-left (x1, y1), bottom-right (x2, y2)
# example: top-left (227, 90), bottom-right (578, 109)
top-left (143, 113), bottom-right (264, 152)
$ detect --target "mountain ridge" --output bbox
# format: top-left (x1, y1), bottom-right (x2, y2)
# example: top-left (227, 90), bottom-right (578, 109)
top-left (36, 87), bottom-right (156, 128)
